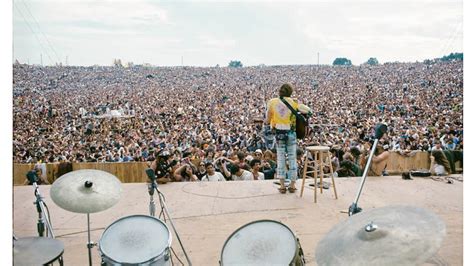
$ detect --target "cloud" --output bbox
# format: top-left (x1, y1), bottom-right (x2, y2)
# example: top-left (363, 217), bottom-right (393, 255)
top-left (14, 0), bottom-right (172, 31)
top-left (198, 34), bottom-right (236, 49)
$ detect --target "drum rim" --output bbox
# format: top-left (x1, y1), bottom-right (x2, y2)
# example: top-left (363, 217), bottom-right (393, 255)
top-left (99, 214), bottom-right (172, 264)
top-left (220, 219), bottom-right (299, 265)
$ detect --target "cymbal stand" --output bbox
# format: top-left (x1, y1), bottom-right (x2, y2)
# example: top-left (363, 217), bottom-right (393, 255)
top-left (151, 180), bottom-right (192, 265)
top-left (86, 213), bottom-right (95, 266)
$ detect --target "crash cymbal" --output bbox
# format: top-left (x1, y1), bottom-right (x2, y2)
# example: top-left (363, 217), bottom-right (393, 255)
top-left (51, 169), bottom-right (122, 213)
top-left (315, 205), bottom-right (445, 266)
top-left (13, 237), bottom-right (64, 266)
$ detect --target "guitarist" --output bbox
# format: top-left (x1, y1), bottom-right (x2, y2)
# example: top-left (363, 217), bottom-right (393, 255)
top-left (265, 83), bottom-right (311, 193)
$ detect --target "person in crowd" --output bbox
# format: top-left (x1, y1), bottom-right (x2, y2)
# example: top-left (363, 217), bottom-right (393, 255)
top-left (430, 150), bottom-right (451, 176)
top-left (201, 162), bottom-right (226, 181)
top-left (249, 159), bottom-right (265, 180)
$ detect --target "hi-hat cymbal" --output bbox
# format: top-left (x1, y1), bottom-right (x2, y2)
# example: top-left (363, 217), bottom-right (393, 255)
top-left (315, 205), bottom-right (446, 266)
top-left (51, 169), bottom-right (122, 213)
top-left (13, 237), bottom-right (64, 266)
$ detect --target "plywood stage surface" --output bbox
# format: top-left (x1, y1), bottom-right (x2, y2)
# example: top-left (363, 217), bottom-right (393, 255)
top-left (13, 176), bottom-right (463, 265)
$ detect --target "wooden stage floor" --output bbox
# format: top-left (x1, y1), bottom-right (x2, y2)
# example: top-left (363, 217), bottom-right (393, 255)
top-left (13, 176), bottom-right (463, 265)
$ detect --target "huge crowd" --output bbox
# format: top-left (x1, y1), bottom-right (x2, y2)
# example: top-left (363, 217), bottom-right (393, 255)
top-left (13, 59), bottom-right (463, 180)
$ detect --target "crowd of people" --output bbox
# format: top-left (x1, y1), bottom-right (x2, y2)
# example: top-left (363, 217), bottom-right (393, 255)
top-left (13, 59), bottom-right (463, 181)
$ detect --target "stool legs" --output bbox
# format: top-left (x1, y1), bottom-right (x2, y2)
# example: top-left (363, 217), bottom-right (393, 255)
top-left (327, 153), bottom-right (338, 199)
top-left (319, 153), bottom-right (324, 194)
top-left (300, 152), bottom-right (309, 198)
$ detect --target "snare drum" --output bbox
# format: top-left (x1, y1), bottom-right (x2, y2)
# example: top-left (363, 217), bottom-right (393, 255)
top-left (220, 220), bottom-right (305, 266)
top-left (99, 215), bottom-right (172, 265)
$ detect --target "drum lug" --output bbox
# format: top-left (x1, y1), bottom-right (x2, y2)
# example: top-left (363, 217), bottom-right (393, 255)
top-left (164, 247), bottom-right (170, 261)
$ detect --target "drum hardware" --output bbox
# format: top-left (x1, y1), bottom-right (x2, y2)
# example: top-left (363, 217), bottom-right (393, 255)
top-left (348, 123), bottom-right (387, 216)
top-left (220, 219), bottom-right (305, 265)
top-left (29, 181), bottom-right (65, 265)
top-left (51, 169), bottom-right (123, 266)
top-left (146, 168), bottom-right (192, 265)
top-left (315, 205), bottom-right (446, 266)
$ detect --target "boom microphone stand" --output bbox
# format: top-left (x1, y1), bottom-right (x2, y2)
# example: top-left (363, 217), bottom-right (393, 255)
top-left (146, 169), bottom-right (192, 265)
top-left (348, 123), bottom-right (388, 216)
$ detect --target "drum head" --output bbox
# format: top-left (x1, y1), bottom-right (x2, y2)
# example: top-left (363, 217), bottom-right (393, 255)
top-left (221, 220), bottom-right (297, 265)
top-left (99, 215), bottom-right (171, 264)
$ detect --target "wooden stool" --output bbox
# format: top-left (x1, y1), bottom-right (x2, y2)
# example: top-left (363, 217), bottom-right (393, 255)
top-left (300, 146), bottom-right (338, 202)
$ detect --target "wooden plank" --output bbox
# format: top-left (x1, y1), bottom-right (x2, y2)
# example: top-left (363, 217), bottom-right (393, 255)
top-left (13, 152), bottom-right (440, 185)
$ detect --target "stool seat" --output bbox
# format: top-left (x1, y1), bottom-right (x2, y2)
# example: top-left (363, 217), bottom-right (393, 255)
top-left (306, 146), bottom-right (330, 152)
top-left (300, 145), bottom-right (338, 203)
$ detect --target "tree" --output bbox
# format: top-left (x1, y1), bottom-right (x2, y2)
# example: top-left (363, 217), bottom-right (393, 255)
top-left (440, 52), bottom-right (463, 61)
top-left (366, 57), bottom-right (379, 66)
top-left (228, 60), bottom-right (243, 68)
top-left (332, 58), bottom-right (352, 66)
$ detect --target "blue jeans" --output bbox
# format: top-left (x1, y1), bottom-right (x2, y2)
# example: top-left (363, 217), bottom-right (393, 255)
top-left (276, 131), bottom-right (297, 181)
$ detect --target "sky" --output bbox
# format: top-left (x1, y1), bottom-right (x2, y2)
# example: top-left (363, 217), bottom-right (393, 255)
top-left (12, 0), bottom-right (463, 67)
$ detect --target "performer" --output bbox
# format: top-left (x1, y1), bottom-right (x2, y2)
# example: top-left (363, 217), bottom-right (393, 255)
top-left (265, 83), bottom-right (311, 193)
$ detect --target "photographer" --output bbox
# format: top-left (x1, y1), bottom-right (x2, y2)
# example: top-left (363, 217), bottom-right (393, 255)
top-left (149, 150), bottom-right (174, 184)
top-left (214, 157), bottom-right (233, 181)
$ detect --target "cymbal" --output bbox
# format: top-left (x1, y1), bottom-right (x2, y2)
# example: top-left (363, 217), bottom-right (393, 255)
top-left (51, 169), bottom-right (122, 213)
top-left (315, 205), bottom-right (445, 266)
top-left (13, 237), bottom-right (64, 266)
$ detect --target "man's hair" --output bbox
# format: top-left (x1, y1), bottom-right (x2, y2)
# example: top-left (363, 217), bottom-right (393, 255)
top-left (249, 159), bottom-right (261, 167)
top-left (205, 162), bottom-right (214, 168)
top-left (229, 163), bottom-right (240, 175)
top-left (279, 83), bottom-right (293, 97)
top-left (237, 151), bottom-right (246, 160)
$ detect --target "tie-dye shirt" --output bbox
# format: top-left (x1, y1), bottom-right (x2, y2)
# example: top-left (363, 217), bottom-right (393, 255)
top-left (266, 97), bottom-right (310, 130)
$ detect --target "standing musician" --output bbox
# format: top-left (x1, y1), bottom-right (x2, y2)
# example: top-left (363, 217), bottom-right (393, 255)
top-left (265, 83), bottom-right (311, 193)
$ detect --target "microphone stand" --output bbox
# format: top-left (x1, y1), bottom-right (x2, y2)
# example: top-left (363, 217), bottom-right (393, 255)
top-left (33, 182), bottom-right (55, 238)
top-left (32, 182), bottom-right (64, 265)
top-left (348, 139), bottom-right (379, 216)
top-left (147, 178), bottom-right (192, 265)
top-left (148, 183), bottom-right (156, 217)
top-left (348, 123), bottom-right (387, 216)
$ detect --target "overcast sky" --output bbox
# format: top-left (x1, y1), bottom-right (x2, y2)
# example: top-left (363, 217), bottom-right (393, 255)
top-left (13, 0), bottom-right (463, 66)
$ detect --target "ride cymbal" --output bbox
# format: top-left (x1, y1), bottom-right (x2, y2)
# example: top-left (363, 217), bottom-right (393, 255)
top-left (315, 205), bottom-right (445, 266)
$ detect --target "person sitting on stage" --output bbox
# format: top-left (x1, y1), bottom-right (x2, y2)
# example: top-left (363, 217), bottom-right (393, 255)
top-left (361, 143), bottom-right (390, 176)
top-left (201, 162), bottom-right (226, 181)
top-left (249, 159), bottom-right (265, 180)
top-left (430, 150), bottom-right (451, 176)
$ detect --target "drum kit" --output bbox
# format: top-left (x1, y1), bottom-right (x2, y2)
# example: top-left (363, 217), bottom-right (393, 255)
top-left (14, 169), bottom-right (187, 266)
top-left (14, 167), bottom-right (448, 265)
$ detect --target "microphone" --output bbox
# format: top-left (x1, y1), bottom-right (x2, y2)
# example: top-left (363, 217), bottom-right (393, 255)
top-left (26, 170), bottom-right (39, 184)
top-left (146, 168), bottom-right (156, 181)
top-left (374, 123), bottom-right (388, 139)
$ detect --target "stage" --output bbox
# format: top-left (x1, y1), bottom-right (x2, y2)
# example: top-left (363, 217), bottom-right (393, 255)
top-left (13, 176), bottom-right (463, 265)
